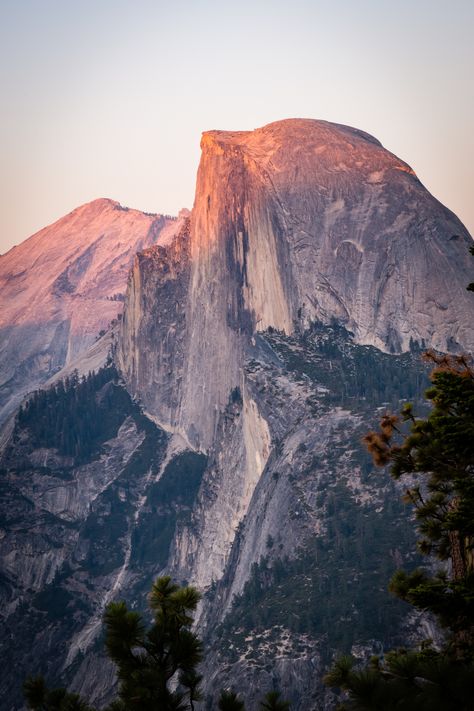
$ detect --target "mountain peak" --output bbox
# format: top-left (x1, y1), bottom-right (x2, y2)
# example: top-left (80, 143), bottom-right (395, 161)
top-left (201, 118), bottom-right (411, 181)
top-left (202, 117), bottom-right (384, 147)
top-left (194, 116), bottom-right (473, 356)
top-left (71, 197), bottom-right (120, 213)
top-left (120, 118), bottom-right (473, 462)
top-left (59, 197), bottom-right (158, 224)
top-left (0, 200), bottom-right (183, 424)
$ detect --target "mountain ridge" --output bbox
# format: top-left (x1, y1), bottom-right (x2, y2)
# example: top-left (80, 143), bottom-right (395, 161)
top-left (0, 200), bottom-right (188, 425)
top-left (0, 118), bottom-right (472, 710)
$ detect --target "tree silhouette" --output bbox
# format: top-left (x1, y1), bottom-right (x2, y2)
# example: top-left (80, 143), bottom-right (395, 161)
top-left (259, 690), bottom-right (291, 710)
top-left (325, 351), bottom-right (474, 708)
top-left (218, 689), bottom-right (246, 710)
top-left (24, 577), bottom-right (203, 711)
top-left (104, 576), bottom-right (203, 710)
top-left (23, 675), bottom-right (94, 711)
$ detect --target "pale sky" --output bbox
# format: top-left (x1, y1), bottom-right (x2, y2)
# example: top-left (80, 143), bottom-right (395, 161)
top-left (1, 0), bottom-right (473, 254)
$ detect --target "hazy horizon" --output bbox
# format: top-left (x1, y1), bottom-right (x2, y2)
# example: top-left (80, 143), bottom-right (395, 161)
top-left (1, 0), bottom-right (473, 254)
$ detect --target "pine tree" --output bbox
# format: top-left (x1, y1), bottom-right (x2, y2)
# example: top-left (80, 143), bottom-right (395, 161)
top-left (23, 675), bottom-right (94, 711)
top-left (259, 690), bottom-right (291, 710)
top-left (218, 689), bottom-right (246, 710)
top-left (325, 351), bottom-right (474, 709)
top-left (363, 351), bottom-right (474, 657)
top-left (24, 577), bottom-right (203, 711)
top-left (104, 576), bottom-right (203, 710)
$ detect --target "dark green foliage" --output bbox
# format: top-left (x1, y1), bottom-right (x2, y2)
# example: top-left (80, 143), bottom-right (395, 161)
top-left (16, 366), bottom-right (130, 463)
top-left (25, 578), bottom-right (203, 711)
top-left (33, 585), bottom-right (74, 620)
top-left (24, 676), bottom-right (48, 709)
top-left (130, 451), bottom-right (207, 569)
top-left (324, 648), bottom-right (474, 710)
top-left (82, 427), bottom-right (158, 576)
top-left (23, 675), bottom-right (94, 710)
top-left (216, 689), bottom-right (290, 710)
top-left (104, 576), bottom-right (203, 711)
top-left (259, 690), bottom-right (291, 710)
top-left (218, 480), bottom-right (417, 657)
top-left (326, 352), bottom-right (474, 708)
top-left (79, 413), bottom-right (168, 577)
top-left (218, 689), bottom-right (246, 710)
top-left (151, 451), bottom-right (208, 508)
top-left (265, 323), bottom-right (430, 411)
top-left (389, 569), bottom-right (474, 644)
top-left (364, 352), bottom-right (474, 656)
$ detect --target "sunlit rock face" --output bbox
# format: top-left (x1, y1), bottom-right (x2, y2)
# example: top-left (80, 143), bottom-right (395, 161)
top-left (0, 199), bottom-right (185, 424)
top-left (116, 118), bottom-right (474, 641)
top-left (119, 119), bottom-right (473, 452)
top-left (195, 119), bottom-right (473, 353)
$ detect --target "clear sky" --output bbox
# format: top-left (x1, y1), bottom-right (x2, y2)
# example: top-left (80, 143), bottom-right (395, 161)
top-left (1, 0), bottom-right (473, 254)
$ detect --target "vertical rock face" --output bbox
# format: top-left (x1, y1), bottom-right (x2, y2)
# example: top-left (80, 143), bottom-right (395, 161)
top-left (195, 120), bottom-right (473, 353)
top-left (179, 132), bottom-right (293, 449)
top-left (0, 199), bottom-right (184, 425)
top-left (116, 118), bottom-right (474, 620)
top-left (119, 119), bottom-right (473, 451)
top-left (115, 119), bottom-right (473, 704)
top-left (117, 217), bottom-right (193, 441)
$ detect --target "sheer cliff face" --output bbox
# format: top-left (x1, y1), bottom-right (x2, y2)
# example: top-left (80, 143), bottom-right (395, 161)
top-left (117, 218), bottom-right (192, 439)
top-left (195, 120), bottom-right (473, 353)
top-left (117, 118), bottom-right (474, 606)
top-left (119, 118), bottom-right (473, 451)
top-left (0, 199), bottom-right (183, 424)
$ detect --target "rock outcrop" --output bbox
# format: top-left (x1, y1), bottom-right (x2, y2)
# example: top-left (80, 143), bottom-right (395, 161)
top-left (117, 117), bottom-right (473, 594)
top-left (194, 120), bottom-right (473, 354)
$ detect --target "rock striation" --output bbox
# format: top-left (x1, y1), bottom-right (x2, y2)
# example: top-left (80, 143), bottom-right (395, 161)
top-left (192, 120), bottom-right (473, 353)
top-left (119, 119), bottom-right (473, 450)
top-left (117, 118), bottom-right (474, 590)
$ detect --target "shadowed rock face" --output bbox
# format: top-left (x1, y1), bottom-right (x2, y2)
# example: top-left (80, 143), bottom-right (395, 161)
top-left (0, 199), bottom-right (185, 425)
top-left (118, 217), bottom-right (192, 439)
